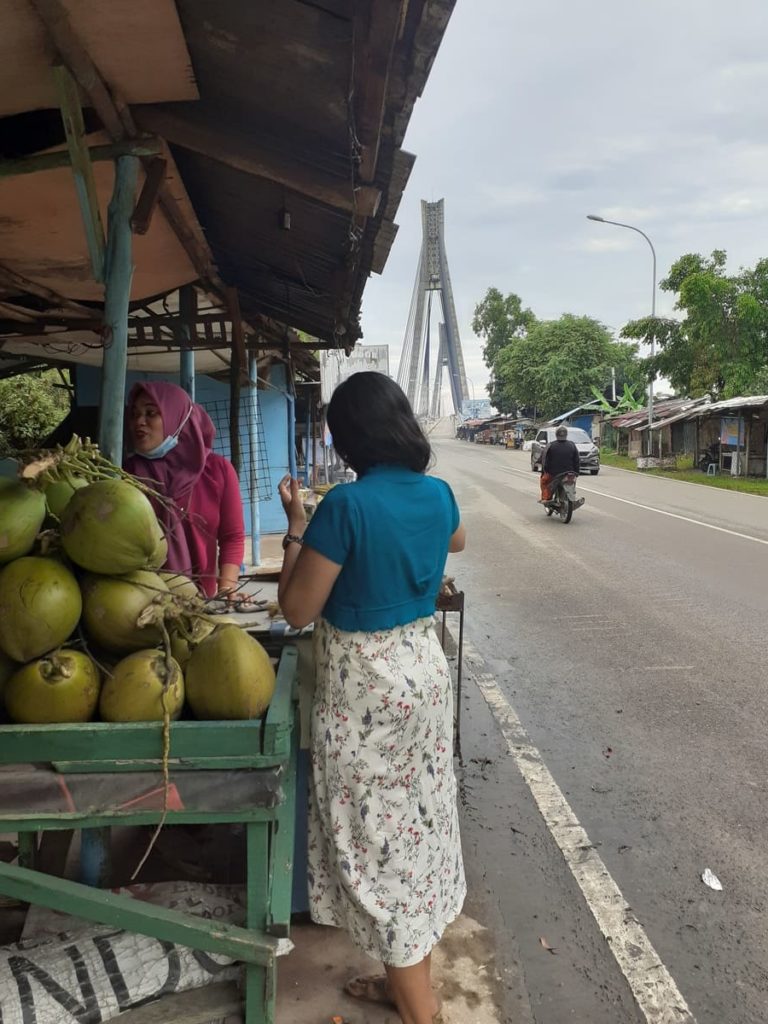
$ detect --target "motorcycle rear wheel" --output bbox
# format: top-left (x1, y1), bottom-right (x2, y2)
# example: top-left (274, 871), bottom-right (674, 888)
top-left (559, 498), bottom-right (573, 524)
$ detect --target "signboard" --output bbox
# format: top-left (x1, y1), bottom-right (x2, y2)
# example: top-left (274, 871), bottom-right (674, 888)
top-left (720, 416), bottom-right (745, 447)
top-left (320, 345), bottom-right (390, 404)
top-left (460, 398), bottom-right (494, 421)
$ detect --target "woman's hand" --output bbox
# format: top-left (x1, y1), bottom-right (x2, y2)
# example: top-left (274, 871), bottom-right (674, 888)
top-left (278, 475), bottom-right (307, 533)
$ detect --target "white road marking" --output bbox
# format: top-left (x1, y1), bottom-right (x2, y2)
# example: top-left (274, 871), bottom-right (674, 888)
top-left (471, 454), bottom-right (768, 548)
top-left (462, 638), bottom-right (696, 1023)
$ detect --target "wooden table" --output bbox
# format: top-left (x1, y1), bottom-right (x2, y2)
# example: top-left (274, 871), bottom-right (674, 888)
top-left (0, 645), bottom-right (299, 1024)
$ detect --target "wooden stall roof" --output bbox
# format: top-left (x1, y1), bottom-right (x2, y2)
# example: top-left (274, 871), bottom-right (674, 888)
top-left (0, 0), bottom-right (456, 366)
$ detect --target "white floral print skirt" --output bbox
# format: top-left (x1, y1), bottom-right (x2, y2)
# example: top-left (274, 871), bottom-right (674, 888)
top-left (307, 616), bottom-right (466, 968)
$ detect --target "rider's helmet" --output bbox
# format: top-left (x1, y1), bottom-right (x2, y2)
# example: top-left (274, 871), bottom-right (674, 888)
top-left (555, 425), bottom-right (568, 439)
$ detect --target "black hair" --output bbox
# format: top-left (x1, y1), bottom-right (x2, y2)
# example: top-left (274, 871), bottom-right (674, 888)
top-left (326, 372), bottom-right (432, 475)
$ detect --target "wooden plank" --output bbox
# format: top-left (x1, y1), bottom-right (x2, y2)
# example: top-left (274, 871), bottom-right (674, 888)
top-left (98, 154), bottom-right (137, 463)
top-left (0, 264), bottom-right (94, 315)
top-left (0, 719), bottom-right (266, 766)
top-left (136, 107), bottom-right (381, 217)
top-left (131, 157), bottom-right (167, 235)
top-left (262, 647), bottom-right (298, 758)
top-left (51, 755), bottom-right (283, 773)
top-left (0, 139), bottom-right (163, 179)
top-left (1, 810), bottom-right (277, 831)
top-left (0, 862), bottom-right (280, 967)
top-left (353, 1), bottom-right (404, 184)
top-left (54, 65), bottom-right (106, 281)
top-left (101, 982), bottom-right (241, 1024)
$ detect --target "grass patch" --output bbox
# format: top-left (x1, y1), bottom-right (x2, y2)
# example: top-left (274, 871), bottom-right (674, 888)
top-left (600, 450), bottom-right (768, 496)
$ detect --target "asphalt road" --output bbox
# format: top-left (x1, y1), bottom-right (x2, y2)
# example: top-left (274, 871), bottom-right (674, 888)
top-left (437, 438), bottom-right (768, 1024)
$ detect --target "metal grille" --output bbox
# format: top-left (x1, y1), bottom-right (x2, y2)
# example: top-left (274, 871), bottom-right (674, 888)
top-left (202, 391), bottom-right (272, 502)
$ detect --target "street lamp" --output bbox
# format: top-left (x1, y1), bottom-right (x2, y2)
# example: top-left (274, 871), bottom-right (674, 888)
top-left (587, 214), bottom-right (657, 454)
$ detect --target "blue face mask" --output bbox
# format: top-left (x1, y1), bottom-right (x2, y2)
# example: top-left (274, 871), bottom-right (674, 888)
top-left (137, 403), bottom-right (193, 460)
top-left (142, 434), bottom-right (180, 460)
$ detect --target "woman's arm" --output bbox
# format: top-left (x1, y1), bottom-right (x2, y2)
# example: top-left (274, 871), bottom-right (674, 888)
top-left (277, 476), bottom-right (342, 628)
top-left (217, 459), bottom-right (246, 597)
top-left (449, 522), bottom-right (466, 552)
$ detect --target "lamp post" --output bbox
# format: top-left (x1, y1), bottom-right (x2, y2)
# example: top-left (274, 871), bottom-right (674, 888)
top-left (587, 214), bottom-right (657, 454)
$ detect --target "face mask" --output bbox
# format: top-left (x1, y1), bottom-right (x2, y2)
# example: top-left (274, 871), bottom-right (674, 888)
top-left (139, 403), bottom-right (194, 460)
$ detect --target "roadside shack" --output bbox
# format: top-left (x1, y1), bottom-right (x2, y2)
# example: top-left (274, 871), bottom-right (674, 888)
top-left (0, 3), bottom-right (455, 1023)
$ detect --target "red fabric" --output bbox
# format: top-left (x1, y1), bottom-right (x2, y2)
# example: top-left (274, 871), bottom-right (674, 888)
top-left (124, 381), bottom-right (245, 595)
top-left (540, 472), bottom-right (553, 502)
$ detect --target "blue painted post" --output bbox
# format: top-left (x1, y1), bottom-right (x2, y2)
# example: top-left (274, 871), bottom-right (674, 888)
top-left (179, 284), bottom-right (196, 400)
top-left (286, 392), bottom-right (297, 478)
top-left (98, 156), bottom-right (138, 463)
top-left (304, 401), bottom-right (312, 485)
top-left (248, 353), bottom-right (261, 567)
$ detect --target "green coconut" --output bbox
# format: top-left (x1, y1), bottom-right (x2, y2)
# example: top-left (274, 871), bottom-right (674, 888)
top-left (0, 479), bottom-right (46, 564)
top-left (0, 556), bottom-right (82, 662)
top-left (81, 570), bottom-right (170, 653)
top-left (5, 650), bottom-right (100, 724)
top-left (186, 624), bottom-right (276, 720)
top-left (45, 476), bottom-right (89, 519)
top-left (100, 649), bottom-right (184, 722)
top-left (60, 478), bottom-right (167, 574)
top-left (160, 571), bottom-right (201, 600)
top-left (169, 615), bottom-right (216, 669)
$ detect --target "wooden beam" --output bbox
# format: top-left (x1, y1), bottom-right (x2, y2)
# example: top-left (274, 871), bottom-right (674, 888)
top-left (0, 139), bottom-right (163, 180)
top-left (353, 0), bottom-right (404, 184)
top-left (0, 264), bottom-right (95, 316)
top-left (54, 65), bottom-right (106, 282)
top-left (131, 157), bottom-right (167, 234)
top-left (99, 983), bottom-right (241, 1024)
top-left (27, 0), bottom-right (226, 302)
top-left (135, 107), bottom-right (382, 217)
top-left (28, 0), bottom-right (127, 140)
top-left (0, 862), bottom-right (280, 967)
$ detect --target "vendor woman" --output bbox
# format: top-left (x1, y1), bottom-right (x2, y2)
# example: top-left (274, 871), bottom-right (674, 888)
top-left (124, 381), bottom-right (245, 598)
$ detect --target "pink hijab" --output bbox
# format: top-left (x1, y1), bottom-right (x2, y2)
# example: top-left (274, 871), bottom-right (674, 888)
top-left (123, 381), bottom-right (216, 576)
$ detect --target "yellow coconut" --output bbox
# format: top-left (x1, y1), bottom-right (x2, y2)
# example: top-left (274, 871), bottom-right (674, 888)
top-left (169, 616), bottom-right (216, 670)
top-left (0, 556), bottom-right (82, 662)
top-left (5, 651), bottom-right (100, 724)
top-left (99, 649), bottom-right (184, 722)
top-left (45, 476), bottom-right (89, 519)
top-left (81, 570), bottom-right (170, 653)
top-left (186, 624), bottom-right (276, 720)
top-left (0, 648), bottom-right (17, 709)
top-left (160, 571), bottom-right (201, 600)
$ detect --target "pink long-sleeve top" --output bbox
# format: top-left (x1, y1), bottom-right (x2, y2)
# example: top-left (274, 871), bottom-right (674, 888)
top-left (182, 453), bottom-right (246, 597)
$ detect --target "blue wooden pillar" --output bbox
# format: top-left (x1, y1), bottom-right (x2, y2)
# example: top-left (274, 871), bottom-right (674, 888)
top-left (248, 353), bottom-right (261, 567)
top-left (179, 284), bottom-right (196, 399)
top-left (98, 156), bottom-right (138, 463)
top-left (286, 392), bottom-right (297, 479)
top-left (304, 401), bottom-right (312, 485)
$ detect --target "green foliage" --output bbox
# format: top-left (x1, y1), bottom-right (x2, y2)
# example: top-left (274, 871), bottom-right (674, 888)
top-left (589, 383), bottom-right (644, 414)
top-left (472, 288), bottom-right (536, 410)
top-left (489, 314), bottom-right (637, 419)
top-left (621, 250), bottom-right (768, 398)
top-left (0, 371), bottom-right (70, 454)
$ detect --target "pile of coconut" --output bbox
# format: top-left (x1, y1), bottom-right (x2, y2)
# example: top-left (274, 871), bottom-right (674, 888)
top-left (0, 440), bottom-right (275, 726)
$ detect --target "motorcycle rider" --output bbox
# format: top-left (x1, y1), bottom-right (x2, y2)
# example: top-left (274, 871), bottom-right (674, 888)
top-left (540, 424), bottom-right (580, 502)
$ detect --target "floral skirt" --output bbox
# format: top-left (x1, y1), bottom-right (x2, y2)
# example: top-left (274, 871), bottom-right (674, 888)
top-left (307, 617), bottom-right (466, 967)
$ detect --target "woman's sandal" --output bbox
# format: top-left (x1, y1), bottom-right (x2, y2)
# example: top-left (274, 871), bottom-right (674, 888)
top-left (344, 975), bottom-right (443, 1019)
top-left (344, 974), bottom-right (395, 1007)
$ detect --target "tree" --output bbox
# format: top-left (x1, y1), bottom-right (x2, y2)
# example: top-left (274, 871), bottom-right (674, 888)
top-left (0, 371), bottom-right (70, 454)
top-left (490, 314), bottom-right (630, 419)
top-left (621, 250), bottom-right (768, 398)
top-left (471, 288), bottom-right (536, 410)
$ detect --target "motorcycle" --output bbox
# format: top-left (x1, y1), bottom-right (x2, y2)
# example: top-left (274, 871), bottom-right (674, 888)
top-left (542, 471), bottom-right (585, 524)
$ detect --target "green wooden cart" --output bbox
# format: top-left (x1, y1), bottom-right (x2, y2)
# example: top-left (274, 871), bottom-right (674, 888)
top-left (0, 644), bottom-right (299, 1024)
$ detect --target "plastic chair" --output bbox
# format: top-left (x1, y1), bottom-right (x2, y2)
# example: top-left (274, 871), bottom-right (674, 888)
top-left (706, 462), bottom-right (717, 476)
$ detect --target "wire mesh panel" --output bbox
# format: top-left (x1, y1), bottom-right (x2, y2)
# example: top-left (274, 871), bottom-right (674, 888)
top-left (202, 390), bottom-right (272, 502)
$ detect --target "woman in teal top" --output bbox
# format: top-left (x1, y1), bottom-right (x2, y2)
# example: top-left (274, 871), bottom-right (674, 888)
top-left (279, 372), bottom-right (465, 1024)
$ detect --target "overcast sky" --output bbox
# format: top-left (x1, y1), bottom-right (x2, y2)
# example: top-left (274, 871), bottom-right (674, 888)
top-left (360, 0), bottom-right (768, 406)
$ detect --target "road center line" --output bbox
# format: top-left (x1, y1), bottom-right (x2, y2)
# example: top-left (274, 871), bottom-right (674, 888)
top-left (462, 639), bottom-right (696, 1024)
top-left (474, 456), bottom-right (768, 548)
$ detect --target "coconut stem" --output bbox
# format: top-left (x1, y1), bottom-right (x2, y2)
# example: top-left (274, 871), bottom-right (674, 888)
top-left (130, 623), bottom-right (174, 881)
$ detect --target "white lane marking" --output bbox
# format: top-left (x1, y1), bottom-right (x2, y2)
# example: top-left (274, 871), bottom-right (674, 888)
top-left (471, 455), bottom-right (768, 548)
top-left (463, 638), bottom-right (696, 1023)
